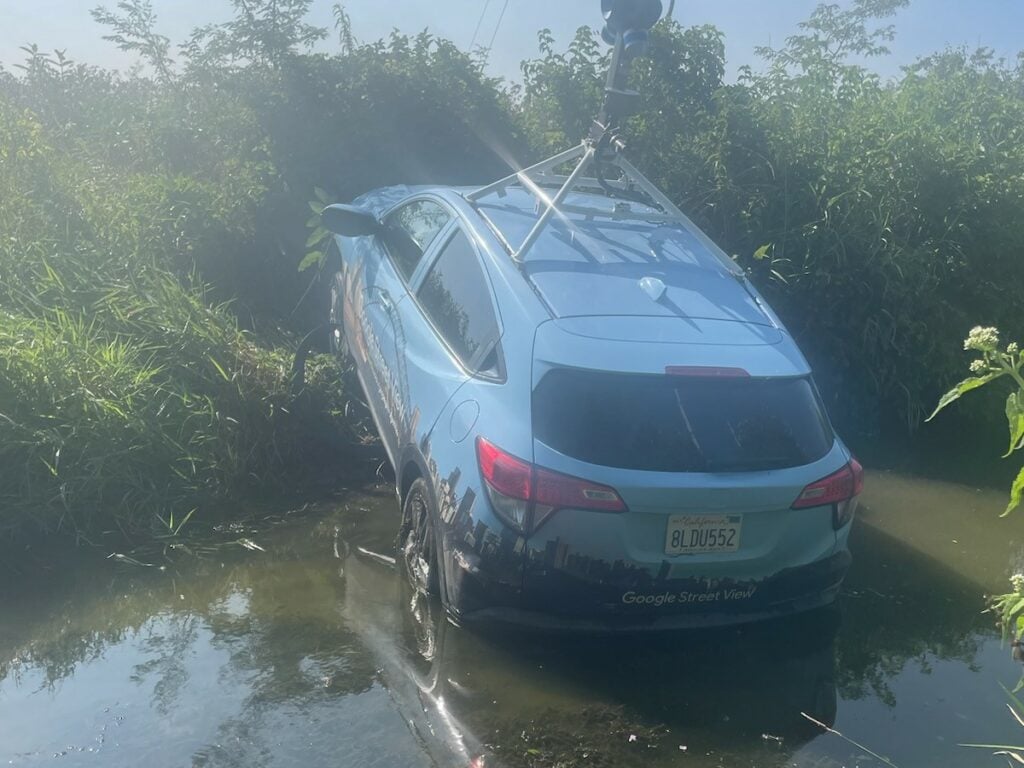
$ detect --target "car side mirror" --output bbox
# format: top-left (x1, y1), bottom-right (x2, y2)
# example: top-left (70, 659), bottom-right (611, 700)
top-left (321, 204), bottom-right (382, 237)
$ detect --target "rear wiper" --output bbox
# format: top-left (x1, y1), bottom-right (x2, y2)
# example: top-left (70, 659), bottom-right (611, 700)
top-left (673, 389), bottom-right (707, 469)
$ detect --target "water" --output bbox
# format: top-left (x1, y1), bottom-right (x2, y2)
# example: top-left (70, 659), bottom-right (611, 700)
top-left (1, 471), bottom-right (1023, 767)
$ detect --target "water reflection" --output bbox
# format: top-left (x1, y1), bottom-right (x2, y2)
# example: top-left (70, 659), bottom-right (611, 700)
top-left (0, 474), bottom-right (1021, 767)
top-left (836, 521), bottom-right (988, 708)
top-left (343, 536), bottom-right (842, 766)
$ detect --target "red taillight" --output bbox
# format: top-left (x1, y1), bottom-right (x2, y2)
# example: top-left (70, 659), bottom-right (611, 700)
top-left (476, 436), bottom-right (532, 500)
top-left (476, 437), bottom-right (626, 533)
top-left (534, 466), bottom-right (627, 512)
top-left (850, 457), bottom-right (864, 495)
top-left (792, 458), bottom-right (864, 510)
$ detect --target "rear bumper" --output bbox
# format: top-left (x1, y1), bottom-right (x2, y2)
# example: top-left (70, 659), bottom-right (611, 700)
top-left (455, 549), bottom-right (850, 632)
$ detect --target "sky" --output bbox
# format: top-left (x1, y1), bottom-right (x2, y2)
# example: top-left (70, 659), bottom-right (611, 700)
top-left (1, 0), bottom-right (1022, 83)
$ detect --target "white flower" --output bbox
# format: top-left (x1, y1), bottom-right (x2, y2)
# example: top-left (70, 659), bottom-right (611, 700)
top-left (964, 326), bottom-right (1000, 352)
top-left (1009, 342), bottom-right (1020, 355)
top-left (969, 359), bottom-right (987, 373)
top-left (1011, 573), bottom-right (1024, 594)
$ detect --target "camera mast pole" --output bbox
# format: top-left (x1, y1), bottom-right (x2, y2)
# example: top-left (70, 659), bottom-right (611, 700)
top-left (465, 1), bottom-right (744, 276)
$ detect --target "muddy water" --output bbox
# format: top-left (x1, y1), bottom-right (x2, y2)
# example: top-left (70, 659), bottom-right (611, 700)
top-left (2, 472), bottom-right (1023, 767)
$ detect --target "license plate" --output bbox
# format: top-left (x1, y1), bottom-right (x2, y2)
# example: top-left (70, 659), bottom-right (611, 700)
top-left (665, 514), bottom-right (742, 555)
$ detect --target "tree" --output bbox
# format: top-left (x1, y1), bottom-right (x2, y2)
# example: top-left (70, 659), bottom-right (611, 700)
top-left (91, 1), bottom-right (175, 84)
top-left (183, 0), bottom-right (327, 69)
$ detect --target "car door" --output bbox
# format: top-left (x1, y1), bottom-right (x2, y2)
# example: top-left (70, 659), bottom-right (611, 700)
top-left (356, 198), bottom-right (453, 462)
top-left (394, 224), bottom-right (504, 451)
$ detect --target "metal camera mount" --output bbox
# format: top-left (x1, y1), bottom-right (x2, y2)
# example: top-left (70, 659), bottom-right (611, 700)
top-left (466, 1), bottom-right (740, 277)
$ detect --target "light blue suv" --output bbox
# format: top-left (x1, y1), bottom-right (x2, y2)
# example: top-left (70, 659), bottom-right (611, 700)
top-left (321, 166), bottom-right (862, 630)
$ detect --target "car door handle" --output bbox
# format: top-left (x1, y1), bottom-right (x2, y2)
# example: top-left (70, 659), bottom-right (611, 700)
top-left (373, 286), bottom-right (394, 312)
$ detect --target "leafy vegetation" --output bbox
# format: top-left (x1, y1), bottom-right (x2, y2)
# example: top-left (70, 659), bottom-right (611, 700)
top-left (1, 0), bottom-right (1022, 539)
top-left (0, 83), bottom-right (354, 539)
top-left (959, 572), bottom-right (1024, 756)
top-left (928, 326), bottom-right (1024, 514)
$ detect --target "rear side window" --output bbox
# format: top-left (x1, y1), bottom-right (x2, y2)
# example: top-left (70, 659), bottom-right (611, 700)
top-left (533, 371), bottom-right (832, 472)
top-left (382, 199), bottom-right (451, 280)
top-left (417, 229), bottom-right (500, 371)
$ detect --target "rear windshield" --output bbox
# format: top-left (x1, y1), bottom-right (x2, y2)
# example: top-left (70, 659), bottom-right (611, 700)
top-left (533, 370), bottom-right (833, 472)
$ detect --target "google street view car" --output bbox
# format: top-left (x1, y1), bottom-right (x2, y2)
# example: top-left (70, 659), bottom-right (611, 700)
top-left (320, 0), bottom-right (862, 629)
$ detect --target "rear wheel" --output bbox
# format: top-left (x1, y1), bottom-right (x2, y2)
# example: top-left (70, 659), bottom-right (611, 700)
top-left (399, 478), bottom-right (441, 596)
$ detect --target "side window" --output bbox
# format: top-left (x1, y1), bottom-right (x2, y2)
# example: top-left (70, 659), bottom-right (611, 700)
top-left (382, 200), bottom-right (451, 281)
top-left (417, 229), bottom-right (501, 372)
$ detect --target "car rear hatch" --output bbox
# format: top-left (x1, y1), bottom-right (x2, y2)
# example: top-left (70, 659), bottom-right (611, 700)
top-left (519, 318), bottom-right (849, 621)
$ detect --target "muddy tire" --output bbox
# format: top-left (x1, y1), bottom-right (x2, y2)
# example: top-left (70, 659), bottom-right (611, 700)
top-left (399, 478), bottom-right (441, 596)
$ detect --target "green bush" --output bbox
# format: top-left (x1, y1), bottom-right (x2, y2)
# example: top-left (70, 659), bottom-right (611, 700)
top-left (0, 90), bottom-right (347, 539)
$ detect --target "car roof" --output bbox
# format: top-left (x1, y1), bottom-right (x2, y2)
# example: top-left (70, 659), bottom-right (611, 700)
top-left (353, 184), bottom-right (772, 327)
top-left (471, 187), bottom-right (770, 325)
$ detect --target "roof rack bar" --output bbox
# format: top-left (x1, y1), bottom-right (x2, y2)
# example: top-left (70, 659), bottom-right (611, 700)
top-left (465, 143), bottom-right (587, 202)
top-left (464, 20), bottom-right (744, 273)
top-left (611, 155), bottom-right (685, 219)
top-left (612, 154), bottom-right (745, 276)
top-left (512, 145), bottom-right (596, 262)
top-left (531, 173), bottom-right (632, 192)
top-left (556, 202), bottom-right (679, 223)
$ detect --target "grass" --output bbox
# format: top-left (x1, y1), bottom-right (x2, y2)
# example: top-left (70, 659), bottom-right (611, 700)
top-left (0, 273), bottom-right (353, 540)
top-left (0, 87), bottom-right (376, 544)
